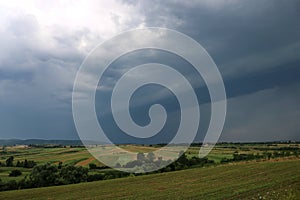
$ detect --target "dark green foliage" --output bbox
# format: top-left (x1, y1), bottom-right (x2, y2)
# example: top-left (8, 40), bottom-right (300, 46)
top-left (59, 165), bottom-right (88, 184)
top-left (177, 151), bottom-right (189, 165)
top-left (5, 156), bottom-right (14, 167)
top-left (87, 173), bottom-right (104, 182)
top-left (27, 163), bottom-right (89, 187)
top-left (58, 161), bottom-right (63, 169)
top-left (89, 163), bottom-right (97, 170)
top-left (29, 163), bottom-right (60, 187)
top-left (233, 153), bottom-right (254, 161)
top-left (0, 163), bottom-right (90, 190)
top-left (88, 163), bottom-right (109, 170)
top-left (220, 158), bottom-right (231, 163)
top-left (0, 180), bottom-right (18, 191)
top-left (102, 171), bottom-right (129, 179)
top-left (13, 159), bottom-right (36, 168)
top-left (24, 159), bottom-right (37, 168)
top-left (16, 161), bottom-right (22, 167)
top-left (9, 169), bottom-right (22, 177)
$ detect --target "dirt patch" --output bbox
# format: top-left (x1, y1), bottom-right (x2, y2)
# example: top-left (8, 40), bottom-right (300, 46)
top-left (75, 157), bottom-right (96, 166)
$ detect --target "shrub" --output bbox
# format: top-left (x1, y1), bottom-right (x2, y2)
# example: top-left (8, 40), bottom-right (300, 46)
top-left (89, 163), bottom-right (97, 170)
top-left (9, 169), bottom-right (22, 177)
top-left (6, 156), bottom-right (14, 167)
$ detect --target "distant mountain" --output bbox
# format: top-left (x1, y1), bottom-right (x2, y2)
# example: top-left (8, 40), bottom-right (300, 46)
top-left (0, 139), bottom-right (104, 146)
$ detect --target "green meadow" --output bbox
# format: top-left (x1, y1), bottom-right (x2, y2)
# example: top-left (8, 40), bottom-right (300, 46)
top-left (0, 159), bottom-right (299, 200)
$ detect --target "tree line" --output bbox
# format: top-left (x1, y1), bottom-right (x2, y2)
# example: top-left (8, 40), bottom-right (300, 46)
top-left (0, 156), bottom-right (36, 168)
top-left (220, 150), bottom-right (299, 163)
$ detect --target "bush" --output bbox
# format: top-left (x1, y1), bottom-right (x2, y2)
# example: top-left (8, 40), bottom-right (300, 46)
top-left (89, 163), bottom-right (97, 170)
top-left (87, 173), bottom-right (104, 182)
top-left (1, 180), bottom-right (18, 191)
top-left (59, 165), bottom-right (88, 184)
top-left (6, 156), bottom-right (14, 167)
top-left (29, 163), bottom-right (60, 187)
top-left (9, 169), bottom-right (22, 177)
top-left (16, 159), bottom-right (37, 168)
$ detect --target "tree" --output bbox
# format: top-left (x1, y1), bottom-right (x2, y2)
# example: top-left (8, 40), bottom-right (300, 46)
top-left (87, 173), bottom-right (104, 182)
top-left (4, 180), bottom-right (18, 190)
top-left (29, 163), bottom-right (60, 187)
top-left (15, 159), bottom-right (36, 168)
top-left (28, 160), bottom-right (37, 168)
top-left (124, 160), bottom-right (143, 168)
top-left (267, 152), bottom-right (272, 160)
top-left (58, 161), bottom-right (63, 169)
top-left (16, 161), bottom-right (23, 167)
top-left (137, 152), bottom-right (146, 161)
top-left (9, 169), bottom-right (22, 177)
top-left (6, 156), bottom-right (14, 167)
top-left (177, 151), bottom-right (188, 165)
top-left (23, 159), bottom-right (29, 168)
top-left (89, 163), bottom-right (97, 170)
top-left (147, 152), bottom-right (155, 162)
top-left (59, 165), bottom-right (88, 184)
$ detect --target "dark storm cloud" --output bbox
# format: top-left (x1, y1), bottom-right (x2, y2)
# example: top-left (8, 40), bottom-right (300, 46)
top-left (123, 0), bottom-right (300, 76)
top-left (119, 0), bottom-right (300, 141)
top-left (0, 0), bottom-right (299, 141)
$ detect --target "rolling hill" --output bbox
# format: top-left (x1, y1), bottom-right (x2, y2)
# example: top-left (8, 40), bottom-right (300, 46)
top-left (0, 159), bottom-right (299, 200)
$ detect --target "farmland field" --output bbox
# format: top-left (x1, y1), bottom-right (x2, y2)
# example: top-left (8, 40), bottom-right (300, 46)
top-left (0, 158), bottom-right (299, 199)
top-left (0, 146), bottom-right (100, 167)
top-left (0, 143), bottom-right (299, 184)
top-left (1, 143), bottom-right (298, 167)
top-left (0, 143), bottom-right (299, 199)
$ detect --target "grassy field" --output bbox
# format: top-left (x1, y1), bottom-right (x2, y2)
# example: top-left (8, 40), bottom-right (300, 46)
top-left (0, 158), bottom-right (299, 199)
top-left (0, 167), bottom-right (31, 182)
top-left (0, 146), bottom-right (99, 166)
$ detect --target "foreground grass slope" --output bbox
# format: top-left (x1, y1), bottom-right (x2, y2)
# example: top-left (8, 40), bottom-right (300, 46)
top-left (0, 159), bottom-right (299, 200)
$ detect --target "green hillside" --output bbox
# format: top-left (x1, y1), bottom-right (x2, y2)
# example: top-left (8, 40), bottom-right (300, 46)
top-left (0, 159), bottom-right (299, 200)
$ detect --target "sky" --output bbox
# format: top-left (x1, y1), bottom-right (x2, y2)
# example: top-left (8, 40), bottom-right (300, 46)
top-left (0, 0), bottom-right (299, 142)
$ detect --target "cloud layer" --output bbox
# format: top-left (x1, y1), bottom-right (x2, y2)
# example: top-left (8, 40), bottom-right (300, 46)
top-left (0, 0), bottom-right (299, 142)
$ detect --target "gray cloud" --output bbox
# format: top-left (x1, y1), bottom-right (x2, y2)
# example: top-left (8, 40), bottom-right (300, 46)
top-left (0, 0), bottom-right (299, 142)
top-left (0, 14), bottom-right (93, 139)
top-left (124, 0), bottom-right (300, 78)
